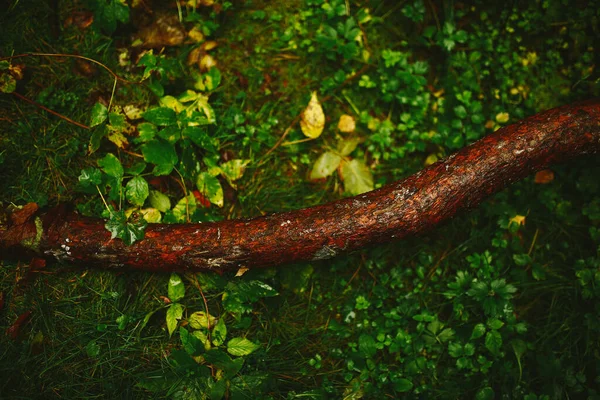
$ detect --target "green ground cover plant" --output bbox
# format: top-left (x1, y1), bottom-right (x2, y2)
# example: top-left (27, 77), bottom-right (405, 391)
top-left (1, 0), bottom-right (600, 398)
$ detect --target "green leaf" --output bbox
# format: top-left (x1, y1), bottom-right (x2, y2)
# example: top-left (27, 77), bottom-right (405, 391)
top-left (358, 334), bottom-right (377, 358)
top-left (141, 140), bottom-right (178, 176)
top-left (78, 167), bottom-right (102, 188)
top-left (126, 161), bottom-right (147, 176)
top-left (212, 317), bottom-right (227, 346)
top-left (90, 102), bottom-right (108, 127)
top-left (98, 153), bottom-right (124, 178)
top-left (89, 125), bottom-right (108, 154)
top-left (125, 176), bottom-right (149, 206)
top-left (149, 190), bottom-right (171, 212)
top-left (196, 172), bottom-right (224, 207)
top-left (340, 159), bottom-right (374, 195)
top-left (203, 349), bottom-right (244, 379)
top-left (394, 378), bottom-right (413, 392)
top-left (485, 330), bottom-right (502, 354)
top-left (142, 107), bottom-right (177, 126)
top-left (475, 387), bottom-right (495, 400)
top-left (470, 323), bottom-right (486, 340)
top-left (487, 318), bottom-right (505, 330)
top-left (168, 273), bottom-right (185, 302)
top-left (205, 67), bottom-right (222, 91)
top-left (116, 315), bottom-right (129, 330)
top-left (136, 122), bottom-right (157, 143)
top-left (105, 210), bottom-right (148, 245)
top-left (310, 152), bottom-right (342, 180)
top-left (227, 337), bottom-right (260, 356)
top-left (86, 340), bottom-right (100, 357)
top-left (180, 327), bottom-right (205, 356)
top-left (166, 303), bottom-right (184, 337)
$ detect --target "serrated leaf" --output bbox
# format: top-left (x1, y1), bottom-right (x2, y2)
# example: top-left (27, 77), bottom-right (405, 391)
top-left (188, 311), bottom-right (217, 330)
top-left (227, 337), bottom-right (260, 356)
top-left (142, 107), bottom-right (177, 126)
top-left (141, 140), bottom-right (178, 176)
top-left (340, 159), bottom-right (373, 195)
top-left (98, 153), bottom-right (124, 178)
top-left (149, 190), bottom-right (171, 212)
top-left (166, 303), bottom-right (184, 337)
top-left (125, 176), bottom-right (149, 206)
top-left (310, 152), bottom-right (342, 180)
top-left (196, 172), bottom-right (223, 207)
top-left (90, 102), bottom-right (108, 127)
top-left (300, 92), bottom-right (325, 139)
top-left (168, 273), bottom-right (185, 302)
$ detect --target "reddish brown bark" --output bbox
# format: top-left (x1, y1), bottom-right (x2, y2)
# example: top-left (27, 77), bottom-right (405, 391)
top-left (2, 99), bottom-right (600, 272)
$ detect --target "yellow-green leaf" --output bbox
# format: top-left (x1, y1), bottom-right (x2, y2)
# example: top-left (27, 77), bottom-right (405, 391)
top-left (300, 92), bottom-right (325, 139)
top-left (340, 159), bottom-right (374, 195)
top-left (310, 152), bottom-right (342, 180)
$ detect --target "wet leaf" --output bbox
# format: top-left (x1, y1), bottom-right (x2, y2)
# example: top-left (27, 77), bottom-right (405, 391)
top-left (300, 92), bottom-right (325, 139)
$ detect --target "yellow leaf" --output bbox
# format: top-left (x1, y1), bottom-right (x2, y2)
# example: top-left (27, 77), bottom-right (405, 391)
top-left (235, 267), bottom-right (249, 277)
top-left (509, 215), bottom-right (526, 227)
top-left (300, 92), bottom-right (325, 139)
top-left (107, 131), bottom-right (128, 148)
top-left (337, 114), bottom-right (356, 133)
top-left (496, 112), bottom-right (510, 124)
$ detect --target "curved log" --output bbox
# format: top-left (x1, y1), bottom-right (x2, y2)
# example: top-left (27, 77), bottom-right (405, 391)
top-left (2, 100), bottom-right (600, 272)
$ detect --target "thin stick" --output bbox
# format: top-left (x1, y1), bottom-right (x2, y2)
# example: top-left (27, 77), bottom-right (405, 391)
top-left (11, 92), bottom-right (90, 130)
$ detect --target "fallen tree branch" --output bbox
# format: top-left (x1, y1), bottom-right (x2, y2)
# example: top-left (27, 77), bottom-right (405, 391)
top-left (2, 100), bottom-right (600, 273)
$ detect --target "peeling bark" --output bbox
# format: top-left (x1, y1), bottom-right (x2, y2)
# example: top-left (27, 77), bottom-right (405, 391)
top-left (2, 100), bottom-right (600, 272)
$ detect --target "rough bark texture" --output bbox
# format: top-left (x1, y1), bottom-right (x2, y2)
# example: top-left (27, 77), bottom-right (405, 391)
top-left (2, 99), bottom-right (600, 272)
